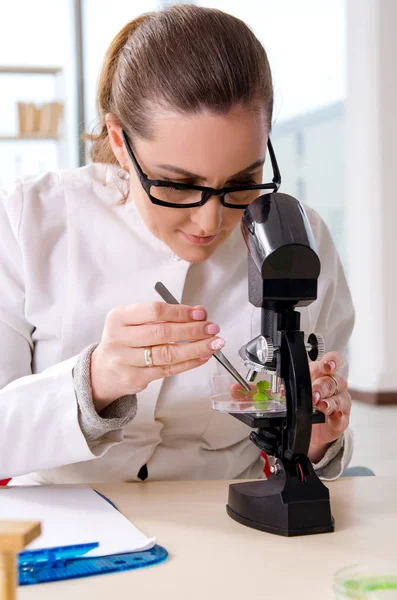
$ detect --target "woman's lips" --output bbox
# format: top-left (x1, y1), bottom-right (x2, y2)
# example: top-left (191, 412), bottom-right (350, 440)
top-left (179, 230), bottom-right (218, 245)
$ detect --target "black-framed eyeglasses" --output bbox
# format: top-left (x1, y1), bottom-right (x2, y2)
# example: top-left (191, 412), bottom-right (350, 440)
top-left (122, 130), bottom-right (281, 209)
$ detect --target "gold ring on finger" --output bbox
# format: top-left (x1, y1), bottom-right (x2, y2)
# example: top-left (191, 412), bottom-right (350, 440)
top-left (144, 347), bottom-right (153, 367)
top-left (327, 374), bottom-right (339, 396)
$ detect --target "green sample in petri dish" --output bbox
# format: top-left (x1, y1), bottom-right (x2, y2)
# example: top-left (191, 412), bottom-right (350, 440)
top-left (345, 576), bottom-right (397, 592)
top-left (334, 566), bottom-right (397, 598)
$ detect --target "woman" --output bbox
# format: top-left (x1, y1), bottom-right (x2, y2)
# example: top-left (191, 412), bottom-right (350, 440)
top-left (0, 5), bottom-right (354, 485)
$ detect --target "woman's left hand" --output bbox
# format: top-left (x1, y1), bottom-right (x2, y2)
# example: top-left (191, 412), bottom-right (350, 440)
top-left (229, 350), bottom-right (350, 464)
top-left (309, 351), bottom-right (351, 463)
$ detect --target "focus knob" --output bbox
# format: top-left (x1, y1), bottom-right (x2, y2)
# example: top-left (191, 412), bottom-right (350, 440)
top-left (307, 333), bottom-right (325, 361)
top-left (256, 336), bottom-right (275, 364)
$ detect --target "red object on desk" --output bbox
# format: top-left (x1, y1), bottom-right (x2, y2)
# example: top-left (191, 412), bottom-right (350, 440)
top-left (0, 479), bottom-right (11, 485)
top-left (261, 451), bottom-right (271, 478)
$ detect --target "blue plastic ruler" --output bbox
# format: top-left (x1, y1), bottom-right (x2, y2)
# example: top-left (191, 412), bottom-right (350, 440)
top-left (19, 545), bottom-right (168, 586)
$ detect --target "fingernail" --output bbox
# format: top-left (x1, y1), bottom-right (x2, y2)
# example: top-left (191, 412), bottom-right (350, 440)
top-left (205, 323), bottom-right (220, 335)
top-left (323, 399), bottom-right (331, 411)
top-left (199, 355), bottom-right (212, 362)
top-left (192, 309), bottom-right (206, 320)
top-left (327, 361), bottom-right (336, 372)
top-left (211, 337), bottom-right (225, 350)
top-left (313, 391), bottom-right (321, 404)
top-left (335, 409), bottom-right (344, 419)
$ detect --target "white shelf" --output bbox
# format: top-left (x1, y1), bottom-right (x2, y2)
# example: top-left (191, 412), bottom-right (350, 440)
top-left (0, 135), bottom-right (60, 141)
top-left (0, 66), bottom-right (62, 75)
top-left (0, 66), bottom-right (68, 182)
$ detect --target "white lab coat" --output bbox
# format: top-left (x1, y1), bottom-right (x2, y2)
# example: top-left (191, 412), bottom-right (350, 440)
top-left (0, 163), bottom-right (354, 485)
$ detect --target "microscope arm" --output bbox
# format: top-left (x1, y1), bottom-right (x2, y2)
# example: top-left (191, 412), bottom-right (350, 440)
top-left (281, 329), bottom-right (312, 461)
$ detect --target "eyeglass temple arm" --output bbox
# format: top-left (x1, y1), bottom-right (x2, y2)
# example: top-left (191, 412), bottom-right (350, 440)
top-left (267, 138), bottom-right (281, 187)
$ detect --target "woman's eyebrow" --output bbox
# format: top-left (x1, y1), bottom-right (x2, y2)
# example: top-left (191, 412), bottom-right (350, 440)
top-left (154, 158), bottom-right (265, 181)
top-left (230, 158), bottom-right (265, 178)
top-left (154, 163), bottom-right (205, 180)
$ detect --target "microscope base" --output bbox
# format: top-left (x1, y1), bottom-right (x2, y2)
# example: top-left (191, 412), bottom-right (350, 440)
top-left (227, 470), bottom-right (334, 537)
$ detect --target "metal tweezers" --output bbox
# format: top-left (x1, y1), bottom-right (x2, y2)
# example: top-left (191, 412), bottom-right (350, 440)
top-left (155, 281), bottom-right (251, 392)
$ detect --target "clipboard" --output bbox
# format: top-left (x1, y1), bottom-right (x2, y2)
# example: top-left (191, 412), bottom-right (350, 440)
top-left (0, 488), bottom-right (169, 586)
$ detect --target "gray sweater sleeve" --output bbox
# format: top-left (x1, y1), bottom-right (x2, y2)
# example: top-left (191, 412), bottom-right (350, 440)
top-left (312, 427), bottom-right (354, 480)
top-left (73, 344), bottom-right (137, 443)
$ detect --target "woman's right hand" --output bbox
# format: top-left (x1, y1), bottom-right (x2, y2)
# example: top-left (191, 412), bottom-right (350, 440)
top-left (90, 302), bottom-right (225, 412)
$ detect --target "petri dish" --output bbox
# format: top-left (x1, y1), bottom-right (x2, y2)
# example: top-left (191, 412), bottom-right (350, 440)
top-left (211, 373), bottom-right (286, 414)
top-left (334, 564), bottom-right (397, 599)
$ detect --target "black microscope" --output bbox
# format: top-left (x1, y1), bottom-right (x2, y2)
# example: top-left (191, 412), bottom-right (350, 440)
top-left (227, 192), bottom-right (335, 537)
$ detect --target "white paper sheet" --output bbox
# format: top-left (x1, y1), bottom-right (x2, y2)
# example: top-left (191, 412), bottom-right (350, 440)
top-left (0, 485), bottom-right (156, 557)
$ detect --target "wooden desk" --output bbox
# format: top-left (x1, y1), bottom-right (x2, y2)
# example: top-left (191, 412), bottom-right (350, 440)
top-left (19, 477), bottom-right (397, 600)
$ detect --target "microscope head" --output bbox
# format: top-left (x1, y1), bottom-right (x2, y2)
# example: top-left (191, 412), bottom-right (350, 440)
top-left (238, 192), bottom-right (323, 382)
top-left (241, 192), bottom-right (321, 309)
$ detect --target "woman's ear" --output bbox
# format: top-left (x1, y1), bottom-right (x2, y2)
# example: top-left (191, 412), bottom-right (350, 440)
top-left (105, 113), bottom-right (129, 170)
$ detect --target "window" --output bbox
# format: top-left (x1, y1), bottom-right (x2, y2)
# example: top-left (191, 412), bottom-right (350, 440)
top-left (296, 132), bottom-right (304, 160)
top-left (198, 0), bottom-right (347, 265)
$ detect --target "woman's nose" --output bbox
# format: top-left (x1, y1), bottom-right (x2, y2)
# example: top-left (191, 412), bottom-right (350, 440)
top-left (191, 196), bottom-right (223, 234)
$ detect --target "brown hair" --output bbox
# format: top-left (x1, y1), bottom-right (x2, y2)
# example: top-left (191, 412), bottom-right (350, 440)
top-left (90, 4), bottom-right (273, 164)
